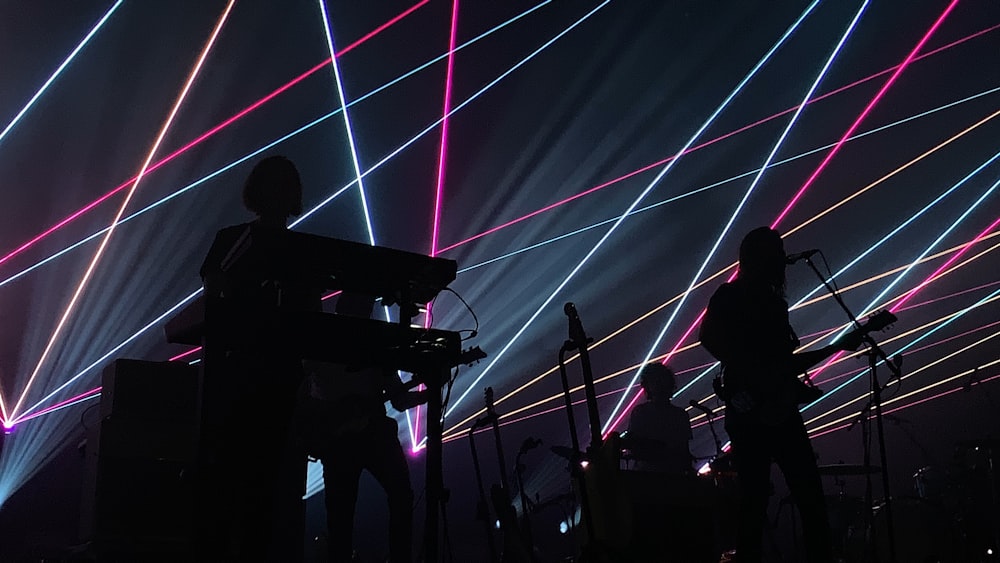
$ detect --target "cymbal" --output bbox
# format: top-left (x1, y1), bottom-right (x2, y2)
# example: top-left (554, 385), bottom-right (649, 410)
top-left (817, 463), bottom-right (882, 476)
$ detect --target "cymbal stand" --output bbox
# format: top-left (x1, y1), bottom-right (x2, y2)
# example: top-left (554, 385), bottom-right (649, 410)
top-left (802, 256), bottom-right (902, 563)
top-left (399, 298), bottom-right (450, 563)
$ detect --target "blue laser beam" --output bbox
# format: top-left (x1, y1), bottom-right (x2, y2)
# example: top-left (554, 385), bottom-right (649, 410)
top-left (0, 0), bottom-right (558, 291)
top-left (603, 0), bottom-right (869, 434)
top-left (446, 0), bottom-right (822, 421)
top-left (11, 0), bottom-right (607, 422)
top-left (455, 86), bottom-right (1000, 275)
top-left (0, 1), bottom-right (124, 147)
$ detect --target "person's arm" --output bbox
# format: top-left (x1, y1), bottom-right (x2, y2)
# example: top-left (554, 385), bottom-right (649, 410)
top-left (699, 286), bottom-right (739, 364)
top-left (384, 370), bottom-right (429, 411)
top-left (788, 331), bottom-right (864, 375)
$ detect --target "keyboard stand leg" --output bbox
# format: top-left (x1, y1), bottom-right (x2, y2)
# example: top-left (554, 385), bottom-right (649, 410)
top-left (423, 367), bottom-right (447, 563)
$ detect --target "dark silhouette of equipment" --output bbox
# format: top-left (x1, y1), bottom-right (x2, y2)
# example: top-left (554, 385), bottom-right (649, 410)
top-left (165, 229), bottom-right (466, 563)
top-left (784, 249), bottom-right (820, 264)
top-left (469, 387), bottom-right (535, 563)
top-left (796, 250), bottom-right (903, 563)
top-left (79, 359), bottom-right (199, 560)
top-left (556, 302), bottom-right (631, 562)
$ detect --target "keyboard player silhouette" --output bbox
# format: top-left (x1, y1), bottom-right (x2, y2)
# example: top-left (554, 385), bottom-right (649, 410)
top-left (197, 155), bottom-right (317, 562)
top-left (177, 154), bottom-right (461, 562)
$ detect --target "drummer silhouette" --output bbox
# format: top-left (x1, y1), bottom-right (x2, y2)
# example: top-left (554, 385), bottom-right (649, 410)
top-left (625, 362), bottom-right (693, 474)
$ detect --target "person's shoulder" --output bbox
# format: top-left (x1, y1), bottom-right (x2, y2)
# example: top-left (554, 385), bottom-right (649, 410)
top-left (709, 279), bottom-right (741, 304)
top-left (207, 222), bottom-right (253, 250)
top-left (201, 222), bottom-right (252, 276)
top-left (216, 222), bottom-right (252, 237)
top-left (629, 400), bottom-right (654, 421)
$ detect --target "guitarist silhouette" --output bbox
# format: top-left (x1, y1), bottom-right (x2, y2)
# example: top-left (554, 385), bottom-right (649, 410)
top-left (700, 228), bottom-right (871, 563)
top-left (303, 291), bottom-right (426, 563)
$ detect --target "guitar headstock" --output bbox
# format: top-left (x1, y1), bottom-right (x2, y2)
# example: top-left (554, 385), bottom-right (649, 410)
top-left (461, 345), bottom-right (487, 367)
top-left (484, 386), bottom-right (495, 413)
top-left (841, 310), bottom-right (898, 351)
top-left (865, 309), bottom-right (898, 333)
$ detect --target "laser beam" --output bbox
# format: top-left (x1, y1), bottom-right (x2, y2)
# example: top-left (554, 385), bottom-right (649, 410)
top-left (0, 1), bottom-right (124, 148)
top-left (446, 0), bottom-right (821, 421)
top-left (602, 0), bottom-right (870, 436)
top-left (8, 1), bottom-right (236, 422)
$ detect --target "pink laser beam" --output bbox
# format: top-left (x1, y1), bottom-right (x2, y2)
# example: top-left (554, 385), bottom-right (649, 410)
top-left (414, 0), bottom-right (462, 452)
top-left (770, 0), bottom-right (959, 228)
top-left (13, 387), bottom-right (102, 425)
top-left (809, 215), bottom-right (1000, 380)
top-left (9, 1), bottom-right (237, 420)
top-left (438, 18), bottom-right (995, 255)
top-left (604, 0), bottom-right (960, 435)
top-left (0, 0), bottom-right (430, 272)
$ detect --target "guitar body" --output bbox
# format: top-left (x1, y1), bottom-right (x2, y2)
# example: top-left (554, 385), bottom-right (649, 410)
top-left (719, 310), bottom-right (897, 425)
top-left (490, 483), bottom-right (533, 563)
top-left (573, 433), bottom-right (633, 562)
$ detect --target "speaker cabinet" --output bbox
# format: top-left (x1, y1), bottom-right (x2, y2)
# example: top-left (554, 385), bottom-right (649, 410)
top-left (80, 359), bottom-right (200, 558)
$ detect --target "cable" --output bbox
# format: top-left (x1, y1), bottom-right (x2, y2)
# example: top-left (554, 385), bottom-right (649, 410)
top-left (443, 287), bottom-right (480, 339)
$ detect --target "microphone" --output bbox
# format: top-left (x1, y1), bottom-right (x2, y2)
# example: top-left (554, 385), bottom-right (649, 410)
top-left (785, 249), bottom-right (820, 264)
top-left (564, 302), bottom-right (586, 343)
top-left (518, 437), bottom-right (543, 455)
top-left (689, 399), bottom-right (714, 418)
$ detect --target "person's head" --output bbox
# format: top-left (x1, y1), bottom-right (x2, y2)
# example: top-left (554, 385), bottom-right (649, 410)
top-left (738, 226), bottom-right (786, 294)
top-left (243, 155), bottom-right (303, 223)
top-left (640, 362), bottom-right (677, 401)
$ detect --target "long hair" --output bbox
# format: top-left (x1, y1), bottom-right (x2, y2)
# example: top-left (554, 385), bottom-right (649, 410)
top-left (737, 226), bottom-right (786, 297)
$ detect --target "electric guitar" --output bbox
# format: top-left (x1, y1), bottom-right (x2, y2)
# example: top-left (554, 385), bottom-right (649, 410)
top-left (484, 387), bottom-right (534, 563)
top-left (298, 346), bottom-right (486, 455)
top-left (720, 310), bottom-right (897, 424)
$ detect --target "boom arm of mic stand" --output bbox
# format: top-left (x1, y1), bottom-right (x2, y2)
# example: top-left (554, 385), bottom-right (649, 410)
top-left (862, 334), bottom-right (904, 381)
top-left (802, 256), bottom-right (900, 563)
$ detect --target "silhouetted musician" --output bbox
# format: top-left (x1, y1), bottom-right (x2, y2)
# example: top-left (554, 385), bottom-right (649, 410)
top-left (185, 155), bottom-right (460, 563)
top-left (700, 227), bottom-right (860, 563)
top-left (299, 292), bottom-right (426, 563)
top-left (625, 363), bottom-right (693, 475)
top-left (197, 155), bottom-right (314, 563)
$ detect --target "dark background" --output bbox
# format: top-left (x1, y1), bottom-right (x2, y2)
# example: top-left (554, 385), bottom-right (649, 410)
top-left (0, 1), bottom-right (998, 561)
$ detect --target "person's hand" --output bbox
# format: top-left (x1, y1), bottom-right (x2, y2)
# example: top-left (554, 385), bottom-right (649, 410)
top-left (391, 390), bottom-right (429, 411)
top-left (833, 330), bottom-right (865, 352)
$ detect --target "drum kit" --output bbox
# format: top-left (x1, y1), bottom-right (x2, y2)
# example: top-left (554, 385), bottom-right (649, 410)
top-left (547, 434), bottom-right (998, 562)
top-left (816, 439), bottom-right (999, 563)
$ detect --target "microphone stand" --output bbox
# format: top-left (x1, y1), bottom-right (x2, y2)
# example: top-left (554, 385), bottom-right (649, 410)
top-left (693, 401), bottom-right (724, 458)
top-left (706, 411), bottom-right (723, 459)
top-left (801, 256), bottom-right (902, 563)
top-left (556, 303), bottom-right (600, 549)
